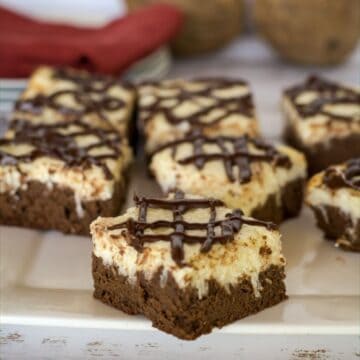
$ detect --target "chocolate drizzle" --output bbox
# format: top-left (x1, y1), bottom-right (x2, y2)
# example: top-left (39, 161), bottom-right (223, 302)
top-left (15, 68), bottom-right (128, 124)
top-left (140, 78), bottom-right (254, 129)
top-left (0, 119), bottom-right (123, 179)
top-left (108, 191), bottom-right (276, 265)
top-left (53, 68), bottom-right (115, 91)
top-left (285, 75), bottom-right (360, 121)
top-left (152, 133), bottom-right (292, 184)
top-left (323, 158), bottom-right (360, 191)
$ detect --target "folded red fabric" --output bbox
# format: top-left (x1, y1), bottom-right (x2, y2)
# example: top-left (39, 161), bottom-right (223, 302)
top-left (0, 4), bottom-right (183, 77)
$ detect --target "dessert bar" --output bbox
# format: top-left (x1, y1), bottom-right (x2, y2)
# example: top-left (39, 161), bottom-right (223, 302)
top-left (13, 66), bottom-right (135, 137)
top-left (283, 75), bottom-right (360, 174)
top-left (138, 78), bottom-right (259, 154)
top-left (91, 191), bottom-right (287, 340)
top-left (306, 158), bottom-right (360, 252)
top-left (150, 133), bottom-right (306, 224)
top-left (0, 119), bottom-right (132, 234)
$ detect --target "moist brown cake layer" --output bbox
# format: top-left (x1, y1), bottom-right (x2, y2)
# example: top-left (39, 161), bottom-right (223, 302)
top-left (284, 125), bottom-right (360, 175)
top-left (251, 177), bottom-right (305, 224)
top-left (310, 205), bottom-right (360, 252)
top-left (0, 180), bottom-right (125, 235)
top-left (92, 255), bottom-right (287, 340)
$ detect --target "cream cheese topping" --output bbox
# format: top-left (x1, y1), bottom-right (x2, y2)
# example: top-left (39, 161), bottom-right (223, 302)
top-left (91, 197), bottom-right (285, 299)
top-left (306, 166), bottom-right (360, 222)
top-left (0, 127), bottom-right (132, 204)
top-left (150, 142), bottom-right (306, 215)
top-left (282, 88), bottom-right (360, 146)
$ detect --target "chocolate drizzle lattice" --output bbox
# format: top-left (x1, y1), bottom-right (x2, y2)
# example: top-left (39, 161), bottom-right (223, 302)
top-left (0, 119), bottom-right (123, 179)
top-left (152, 133), bottom-right (292, 184)
top-left (140, 78), bottom-right (254, 129)
top-left (15, 68), bottom-right (128, 124)
top-left (109, 191), bottom-right (276, 265)
top-left (285, 75), bottom-right (360, 121)
top-left (323, 158), bottom-right (360, 191)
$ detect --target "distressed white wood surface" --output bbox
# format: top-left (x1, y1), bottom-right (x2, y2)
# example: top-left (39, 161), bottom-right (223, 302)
top-left (1, 325), bottom-right (358, 360)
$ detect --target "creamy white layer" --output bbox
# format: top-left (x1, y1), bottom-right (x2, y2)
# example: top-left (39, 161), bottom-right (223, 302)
top-left (282, 89), bottom-right (360, 146)
top-left (306, 166), bottom-right (360, 223)
top-left (91, 197), bottom-right (285, 299)
top-left (150, 143), bottom-right (306, 215)
top-left (0, 130), bottom-right (132, 215)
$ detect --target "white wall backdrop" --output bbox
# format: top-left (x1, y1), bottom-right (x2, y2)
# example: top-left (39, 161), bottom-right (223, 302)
top-left (0, 0), bottom-right (126, 25)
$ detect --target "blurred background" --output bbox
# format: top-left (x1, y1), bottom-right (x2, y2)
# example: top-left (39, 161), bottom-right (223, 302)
top-left (0, 0), bottom-right (126, 25)
top-left (0, 0), bottom-right (359, 137)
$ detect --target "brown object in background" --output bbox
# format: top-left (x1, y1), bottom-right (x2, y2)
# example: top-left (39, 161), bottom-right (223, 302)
top-left (254, 0), bottom-right (360, 65)
top-left (127, 0), bottom-right (244, 56)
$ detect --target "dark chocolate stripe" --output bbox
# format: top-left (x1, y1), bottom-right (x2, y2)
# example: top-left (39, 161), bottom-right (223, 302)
top-left (285, 75), bottom-right (360, 121)
top-left (108, 191), bottom-right (276, 266)
top-left (0, 119), bottom-right (123, 179)
top-left (53, 68), bottom-right (133, 91)
top-left (323, 158), bottom-right (360, 191)
top-left (152, 134), bottom-right (292, 184)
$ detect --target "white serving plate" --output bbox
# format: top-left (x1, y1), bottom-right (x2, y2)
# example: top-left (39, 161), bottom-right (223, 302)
top-left (1, 38), bottom-right (360, 359)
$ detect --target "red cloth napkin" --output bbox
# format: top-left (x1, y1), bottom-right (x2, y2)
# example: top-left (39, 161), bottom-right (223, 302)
top-left (0, 4), bottom-right (183, 77)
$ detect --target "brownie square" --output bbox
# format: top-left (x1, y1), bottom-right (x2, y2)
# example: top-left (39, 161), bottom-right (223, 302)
top-left (306, 158), bottom-right (360, 252)
top-left (0, 119), bottom-right (132, 235)
top-left (91, 191), bottom-right (287, 340)
top-left (150, 133), bottom-right (307, 224)
top-left (138, 78), bottom-right (259, 154)
top-left (13, 66), bottom-right (135, 137)
top-left (0, 67), bottom-right (135, 235)
top-left (282, 75), bottom-right (360, 174)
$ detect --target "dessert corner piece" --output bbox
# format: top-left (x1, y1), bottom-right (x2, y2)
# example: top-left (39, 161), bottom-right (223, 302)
top-left (282, 75), bottom-right (360, 174)
top-left (150, 133), bottom-right (307, 224)
top-left (138, 78), bottom-right (259, 154)
top-left (91, 191), bottom-right (287, 340)
top-left (13, 66), bottom-right (135, 137)
top-left (306, 158), bottom-right (360, 252)
top-left (0, 119), bottom-right (132, 235)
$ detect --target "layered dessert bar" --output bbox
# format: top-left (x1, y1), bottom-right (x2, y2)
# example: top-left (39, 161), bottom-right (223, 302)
top-left (0, 118), bottom-right (132, 235)
top-left (306, 158), bottom-right (360, 252)
top-left (138, 78), bottom-right (259, 154)
top-left (283, 75), bottom-right (360, 174)
top-left (150, 134), bottom-right (307, 224)
top-left (91, 191), bottom-right (287, 340)
top-left (13, 66), bottom-right (135, 137)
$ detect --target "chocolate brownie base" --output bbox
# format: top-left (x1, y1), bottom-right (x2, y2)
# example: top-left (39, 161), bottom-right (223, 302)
top-left (92, 255), bottom-right (287, 340)
top-left (310, 205), bottom-right (360, 252)
top-left (251, 177), bottom-right (305, 224)
top-left (0, 180), bottom-right (125, 235)
top-left (284, 126), bottom-right (360, 175)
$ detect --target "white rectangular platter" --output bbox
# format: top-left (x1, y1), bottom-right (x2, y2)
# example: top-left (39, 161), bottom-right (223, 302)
top-left (1, 37), bottom-right (360, 359)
